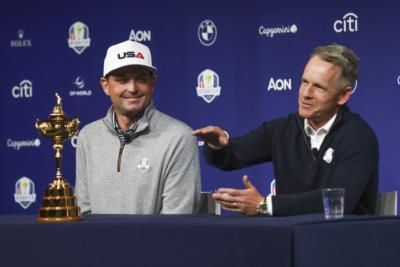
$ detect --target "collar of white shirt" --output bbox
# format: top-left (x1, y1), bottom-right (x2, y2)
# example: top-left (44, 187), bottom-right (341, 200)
top-left (304, 114), bottom-right (337, 150)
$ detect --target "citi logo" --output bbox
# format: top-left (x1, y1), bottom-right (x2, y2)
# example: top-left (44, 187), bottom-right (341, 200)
top-left (12, 79), bottom-right (33, 98)
top-left (267, 78), bottom-right (292, 91)
top-left (118, 51), bottom-right (144, 59)
top-left (129, 30), bottom-right (151, 42)
top-left (334, 12), bottom-right (358, 33)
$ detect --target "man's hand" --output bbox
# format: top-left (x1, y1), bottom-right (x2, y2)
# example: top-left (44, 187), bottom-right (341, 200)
top-left (212, 175), bottom-right (264, 216)
top-left (192, 126), bottom-right (229, 148)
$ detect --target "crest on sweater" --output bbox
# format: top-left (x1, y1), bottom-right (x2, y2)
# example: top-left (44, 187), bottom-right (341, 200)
top-left (137, 158), bottom-right (150, 171)
top-left (323, 148), bottom-right (334, 164)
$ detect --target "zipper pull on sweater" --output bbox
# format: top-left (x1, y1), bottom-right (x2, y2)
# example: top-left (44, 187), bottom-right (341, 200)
top-left (117, 143), bottom-right (125, 172)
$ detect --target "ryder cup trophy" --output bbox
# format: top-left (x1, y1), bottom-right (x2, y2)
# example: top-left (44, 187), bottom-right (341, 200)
top-left (35, 93), bottom-right (81, 222)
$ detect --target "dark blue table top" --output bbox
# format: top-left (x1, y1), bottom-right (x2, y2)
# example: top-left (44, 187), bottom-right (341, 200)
top-left (0, 213), bottom-right (399, 267)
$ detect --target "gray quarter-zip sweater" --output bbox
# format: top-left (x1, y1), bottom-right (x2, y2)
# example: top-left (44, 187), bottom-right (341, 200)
top-left (75, 103), bottom-right (201, 214)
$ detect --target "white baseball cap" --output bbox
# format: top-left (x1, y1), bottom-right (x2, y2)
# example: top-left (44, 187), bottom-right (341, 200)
top-left (103, 40), bottom-right (156, 77)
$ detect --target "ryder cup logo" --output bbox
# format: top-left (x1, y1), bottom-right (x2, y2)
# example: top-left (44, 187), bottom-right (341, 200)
top-left (198, 20), bottom-right (217, 46)
top-left (14, 177), bottom-right (36, 209)
top-left (137, 158), bottom-right (150, 171)
top-left (68, 21), bottom-right (91, 54)
top-left (196, 69), bottom-right (221, 103)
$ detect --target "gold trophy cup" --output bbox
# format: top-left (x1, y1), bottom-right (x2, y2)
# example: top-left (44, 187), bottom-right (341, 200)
top-left (35, 93), bottom-right (81, 222)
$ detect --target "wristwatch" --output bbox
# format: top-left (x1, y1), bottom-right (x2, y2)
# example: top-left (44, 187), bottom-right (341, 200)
top-left (257, 197), bottom-right (268, 215)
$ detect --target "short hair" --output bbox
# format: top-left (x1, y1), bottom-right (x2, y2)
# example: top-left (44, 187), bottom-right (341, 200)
top-left (311, 44), bottom-right (359, 89)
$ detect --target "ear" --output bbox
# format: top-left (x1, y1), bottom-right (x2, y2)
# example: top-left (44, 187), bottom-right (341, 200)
top-left (338, 86), bottom-right (352, 106)
top-left (150, 75), bottom-right (157, 93)
top-left (100, 77), bottom-right (110, 96)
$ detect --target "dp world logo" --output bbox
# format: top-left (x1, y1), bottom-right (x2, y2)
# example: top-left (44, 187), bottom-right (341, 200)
top-left (198, 20), bottom-right (217, 46)
top-left (14, 176), bottom-right (36, 209)
top-left (196, 69), bottom-right (221, 103)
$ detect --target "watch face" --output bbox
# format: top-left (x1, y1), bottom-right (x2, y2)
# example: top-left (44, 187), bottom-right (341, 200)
top-left (259, 203), bottom-right (268, 214)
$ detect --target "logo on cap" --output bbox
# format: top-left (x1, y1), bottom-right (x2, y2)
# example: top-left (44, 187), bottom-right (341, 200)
top-left (117, 51), bottom-right (145, 60)
top-left (68, 21), bottom-right (91, 54)
top-left (198, 20), bottom-right (217, 46)
top-left (196, 69), bottom-right (221, 103)
top-left (103, 41), bottom-right (155, 76)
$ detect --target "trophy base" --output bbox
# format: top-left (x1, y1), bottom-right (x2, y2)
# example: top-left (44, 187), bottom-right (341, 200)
top-left (37, 216), bottom-right (81, 223)
top-left (37, 205), bottom-right (82, 223)
top-left (37, 177), bottom-right (82, 223)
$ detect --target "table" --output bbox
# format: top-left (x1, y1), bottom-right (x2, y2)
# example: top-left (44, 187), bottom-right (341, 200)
top-left (293, 216), bottom-right (400, 267)
top-left (0, 214), bottom-right (399, 267)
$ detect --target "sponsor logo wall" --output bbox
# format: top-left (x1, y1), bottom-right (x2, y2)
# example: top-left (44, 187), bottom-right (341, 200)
top-left (1, 0), bottom-right (399, 213)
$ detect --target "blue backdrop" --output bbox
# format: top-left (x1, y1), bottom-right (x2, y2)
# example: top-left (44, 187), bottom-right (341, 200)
top-left (1, 0), bottom-right (399, 214)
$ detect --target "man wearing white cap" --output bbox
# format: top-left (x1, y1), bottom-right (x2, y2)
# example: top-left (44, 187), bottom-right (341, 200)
top-left (75, 40), bottom-right (201, 214)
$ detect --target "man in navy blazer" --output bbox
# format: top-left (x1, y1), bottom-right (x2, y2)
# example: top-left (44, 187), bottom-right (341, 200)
top-left (193, 44), bottom-right (379, 216)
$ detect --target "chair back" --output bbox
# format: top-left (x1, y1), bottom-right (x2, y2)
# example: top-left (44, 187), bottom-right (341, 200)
top-left (198, 192), bottom-right (221, 215)
top-left (375, 191), bottom-right (397, 216)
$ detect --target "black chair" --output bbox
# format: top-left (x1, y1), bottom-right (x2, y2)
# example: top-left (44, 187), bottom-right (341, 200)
top-left (198, 192), bottom-right (221, 215)
top-left (375, 191), bottom-right (397, 216)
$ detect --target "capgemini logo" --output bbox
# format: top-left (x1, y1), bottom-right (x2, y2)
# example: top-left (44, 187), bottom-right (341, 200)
top-left (259, 24), bottom-right (298, 38)
top-left (7, 138), bottom-right (41, 150)
top-left (71, 134), bottom-right (78, 148)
